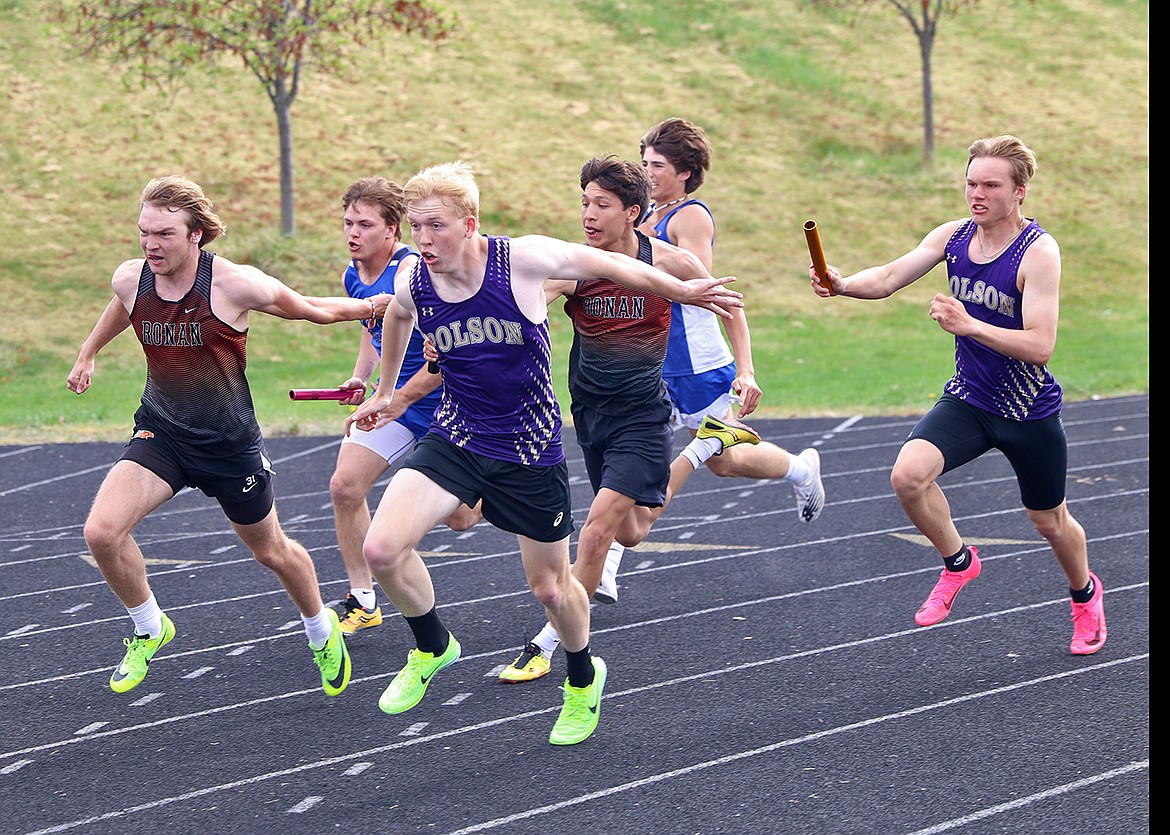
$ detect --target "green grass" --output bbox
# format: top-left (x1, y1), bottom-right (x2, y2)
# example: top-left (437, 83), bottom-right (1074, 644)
top-left (0, 0), bottom-right (1148, 443)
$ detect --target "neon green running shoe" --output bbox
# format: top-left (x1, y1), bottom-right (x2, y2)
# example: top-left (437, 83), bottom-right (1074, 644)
top-left (313, 609), bottom-right (352, 697)
top-left (549, 655), bottom-right (607, 746)
top-left (378, 632), bottom-right (461, 714)
top-left (696, 414), bottom-right (761, 453)
top-left (109, 614), bottom-right (176, 693)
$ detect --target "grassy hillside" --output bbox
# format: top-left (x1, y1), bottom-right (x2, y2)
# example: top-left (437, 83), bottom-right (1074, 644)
top-left (0, 0), bottom-right (1148, 443)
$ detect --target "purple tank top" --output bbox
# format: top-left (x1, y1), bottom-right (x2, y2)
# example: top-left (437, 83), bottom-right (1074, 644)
top-left (407, 235), bottom-right (564, 465)
top-left (942, 218), bottom-right (1063, 420)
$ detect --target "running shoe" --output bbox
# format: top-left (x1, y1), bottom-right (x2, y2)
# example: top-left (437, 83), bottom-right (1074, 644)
top-left (379, 632), bottom-right (461, 713)
top-left (499, 642), bottom-right (552, 683)
top-left (338, 593), bottom-right (383, 634)
top-left (792, 448), bottom-right (825, 523)
top-left (592, 543), bottom-right (625, 605)
top-left (109, 614), bottom-right (176, 693)
top-left (1069, 572), bottom-right (1107, 655)
top-left (914, 547), bottom-right (982, 626)
top-left (549, 656), bottom-right (607, 746)
top-left (696, 414), bottom-right (761, 453)
top-left (313, 608), bottom-right (352, 697)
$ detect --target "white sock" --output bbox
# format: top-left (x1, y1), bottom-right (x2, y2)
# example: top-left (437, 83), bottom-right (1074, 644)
top-left (784, 450), bottom-right (810, 483)
top-left (682, 436), bottom-right (722, 469)
top-left (127, 595), bottom-right (163, 638)
top-left (351, 587), bottom-right (376, 609)
top-left (303, 609), bottom-right (333, 649)
top-left (533, 622), bottom-right (561, 657)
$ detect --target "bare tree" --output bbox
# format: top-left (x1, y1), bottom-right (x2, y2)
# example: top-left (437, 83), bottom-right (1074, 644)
top-left (52, 0), bottom-right (452, 235)
top-left (809, 1), bottom-right (1021, 162)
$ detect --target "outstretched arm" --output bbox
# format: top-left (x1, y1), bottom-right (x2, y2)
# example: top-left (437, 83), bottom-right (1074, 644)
top-left (213, 260), bottom-right (392, 328)
top-left (515, 235), bottom-right (742, 318)
top-left (810, 220), bottom-right (960, 300)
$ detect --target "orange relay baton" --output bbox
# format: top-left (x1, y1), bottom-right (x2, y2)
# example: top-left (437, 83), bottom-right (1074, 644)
top-left (804, 219), bottom-right (833, 294)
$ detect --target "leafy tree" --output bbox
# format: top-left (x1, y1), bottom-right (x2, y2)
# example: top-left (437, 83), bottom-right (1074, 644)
top-left (52, 0), bottom-right (452, 236)
top-left (808, 1), bottom-right (1025, 162)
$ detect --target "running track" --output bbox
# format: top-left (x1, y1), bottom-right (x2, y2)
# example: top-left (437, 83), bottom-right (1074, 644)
top-left (0, 394), bottom-right (1148, 834)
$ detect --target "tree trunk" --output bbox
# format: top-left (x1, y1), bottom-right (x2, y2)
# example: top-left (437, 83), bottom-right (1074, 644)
top-left (273, 78), bottom-right (296, 237)
top-left (918, 27), bottom-right (935, 162)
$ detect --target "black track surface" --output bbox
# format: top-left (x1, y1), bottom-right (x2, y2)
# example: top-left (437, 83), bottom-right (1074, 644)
top-left (0, 395), bottom-right (1148, 834)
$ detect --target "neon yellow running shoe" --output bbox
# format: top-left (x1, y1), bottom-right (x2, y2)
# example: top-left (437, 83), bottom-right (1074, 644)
top-left (499, 642), bottom-right (551, 683)
top-left (378, 632), bottom-right (461, 714)
top-left (109, 614), bottom-right (176, 693)
top-left (696, 414), bottom-right (761, 453)
top-left (549, 655), bottom-right (607, 746)
top-left (313, 609), bottom-right (352, 697)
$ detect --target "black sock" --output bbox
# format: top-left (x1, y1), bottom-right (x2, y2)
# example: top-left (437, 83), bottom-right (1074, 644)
top-left (403, 608), bottom-right (448, 655)
top-left (943, 545), bottom-right (970, 573)
top-left (1070, 577), bottom-right (1096, 604)
top-left (565, 646), bottom-right (595, 689)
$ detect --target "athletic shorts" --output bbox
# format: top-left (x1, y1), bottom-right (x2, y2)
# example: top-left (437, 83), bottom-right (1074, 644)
top-left (571, 404), bottom-right (672, 507)
top-left (665, 361), bottom-right (738, 430)
top-left (342, 416), bottom-right (425, 465)
top-left (403, 433), bottom-right (574, 542)
top-left (905, 393), bottom-right (1069, 511)
top-left (119, 427), bottom-right (276, 525)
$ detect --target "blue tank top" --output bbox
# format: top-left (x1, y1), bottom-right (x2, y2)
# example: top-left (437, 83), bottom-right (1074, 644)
top-left (343, 246), bottom-right (439, 414)
top-left (647, 199), bottom-right (735, 377)
top-left (564, 230), bottom-right (672, 416)
top-left (407, 235), bottom-right (564, 466)
top-left (942, 218), bottom-right (1063, 420)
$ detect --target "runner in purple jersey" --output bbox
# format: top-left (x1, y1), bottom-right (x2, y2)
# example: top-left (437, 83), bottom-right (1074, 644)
top-left (327, 176), bottom-right (482, 637)
top-left (345, 161), bottom-right (744, 745)
top-left (810, 135), bottom-right (1106, 656)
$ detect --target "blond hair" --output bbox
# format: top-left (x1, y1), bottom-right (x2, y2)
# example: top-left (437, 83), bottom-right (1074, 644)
top-left (403, 161), bottom-right (480, 223)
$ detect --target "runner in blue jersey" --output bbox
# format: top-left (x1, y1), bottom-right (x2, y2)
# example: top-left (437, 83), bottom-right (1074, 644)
top-left (810, 135), bottom-right (1106, 656)
top-left (345, 160), bottom-right (744, 745)
top-left (326, 177), bottom-right (481, 635)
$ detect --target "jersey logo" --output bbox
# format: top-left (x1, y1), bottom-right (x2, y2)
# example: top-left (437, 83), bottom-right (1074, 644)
top-left (132, 430), bottom-right (155, 441)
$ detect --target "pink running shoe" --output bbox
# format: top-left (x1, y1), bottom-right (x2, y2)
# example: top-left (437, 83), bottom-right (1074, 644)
top-left (1069, 572), bottom-right (1107, 655)
top-left (914, 546), bottom-right (982, 626)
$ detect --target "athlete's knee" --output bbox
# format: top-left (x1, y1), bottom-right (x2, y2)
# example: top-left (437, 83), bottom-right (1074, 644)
top-left (890, 460), bottom-right (931, 501)
top-left (1027, 503), bottom-right (1083, 544)
top-left (329, 467), bottom-right (368, 509)
top-left (248, 534), bottom-right (303, 572)
top-left (83, 512), bottom-right (128, 557)
top-left (362, 528), bottom-right (411, 574)
top-left (528, 573), bottom-right (570, 610)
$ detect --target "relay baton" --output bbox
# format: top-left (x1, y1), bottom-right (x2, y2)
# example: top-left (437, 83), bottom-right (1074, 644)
top-left (289, 388), bottom-right (362, 401)
top-left (804, 220), bottom-right (833, 294)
